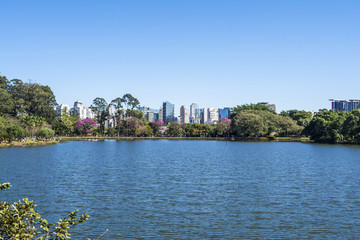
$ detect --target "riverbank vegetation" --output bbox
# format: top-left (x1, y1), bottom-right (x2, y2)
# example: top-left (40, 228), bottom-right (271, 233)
top-left (0, 182), bottom-right (90, 239)
top-left (1, 74), bottom-right (360, 144)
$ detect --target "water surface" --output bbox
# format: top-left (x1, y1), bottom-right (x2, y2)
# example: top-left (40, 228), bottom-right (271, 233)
top-left (1, 140), bottom-right (360, 239)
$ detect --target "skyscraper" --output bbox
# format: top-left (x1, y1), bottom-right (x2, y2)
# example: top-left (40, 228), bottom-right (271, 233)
top-left (180, 105), bottom-right (190, 124)
top-left (219, 108), bottom-right (230, 119)
top-left (162, 101), bottom-right (175, 124)
top-left (190, 103), bottom-right (199, 123)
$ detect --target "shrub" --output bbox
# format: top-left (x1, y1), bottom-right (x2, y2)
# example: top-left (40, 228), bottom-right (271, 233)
top-left (0, 182), bottom-right (90, 239)
top-left (6, 125), bottom-right (25, 141)
top-left (37, 127), bottom-right (55, 139)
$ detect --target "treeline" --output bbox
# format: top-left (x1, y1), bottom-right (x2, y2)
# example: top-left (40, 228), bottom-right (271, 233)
top-left (304, 109), bottom-right (360, 144)
top-left (2, 74), bottom-right (360, 144)
top-left (0, 76), bottom-right (56, 141)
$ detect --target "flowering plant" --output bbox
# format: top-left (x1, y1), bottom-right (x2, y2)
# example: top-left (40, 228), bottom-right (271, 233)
top-left (75, 118), bottom-right (97, 134)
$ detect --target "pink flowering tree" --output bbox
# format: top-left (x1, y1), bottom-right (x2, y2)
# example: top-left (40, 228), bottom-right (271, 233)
top-left (75, 118), bottom-right (97, 136)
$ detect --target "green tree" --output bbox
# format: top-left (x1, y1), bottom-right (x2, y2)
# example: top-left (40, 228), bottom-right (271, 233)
top-left (167, 122), bottom-right (184, 137)
top-left (106, 127), bottom-right (116, 137)
top-left (0, 182), bottom-right (90, 240)
top-left (37, 128), bottom-right (55, 139)
top-left (91, 98), bottom-right (109, 136)
top-left (122, 94), bottom-right (140, 110)
top-left (111, 97), bottom-right (124, 137)
top-left (6, 125), bottom-right (25, 141)
top-left (0, 89), bottom-right (14, 115)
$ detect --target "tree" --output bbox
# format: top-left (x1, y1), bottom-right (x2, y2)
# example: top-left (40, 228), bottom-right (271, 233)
top-left (111, 97), bottom-right (124, 137)
top-left (91, 98), bottom-right (109, 136)
top-left (0, 182), bottom-right (90, 239)
top-left (231, 103), bottom-right (276, 117)
top-left (52, 115), bottom-right (77, 136)
top-left (106, 127), bottom-right (116, 137)
top-left (19, 115), bottom-right (47, 137)
top-left (122, 94), bottom-right (140, 110)
top-left (37, 128), bottom-right (55, 139)
top-left (215, 118), bottom-right (231, 137)
top-left (0, 88), bottom-right (14, 115)
top-left (6, 125), bottom-right (25, 141)
top-left (167, 122), bottom-right (184, 137)
top-left (75, 118), bottom-right (97, 136)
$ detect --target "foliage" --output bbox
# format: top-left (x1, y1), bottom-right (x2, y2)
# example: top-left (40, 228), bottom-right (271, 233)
top-left (6, 125), bottom-right (26, 141)
top-left (19, 115), bottom-right (47, 136)
top-left (91, 98), bottom-right (109, 136)
top-left (231, 103), bottom-right (276, 117)
top-left (37, 128), bottom-right (55, 139)
top-left (280, 110), bottom-right (313, 127)
top-left (106, 127), bottom-right (116, 137)
top-left (230, 110), bottom-right (303, 137)
top-left (122, 94), bottom-right (140, 110)
top-left (0, 182), bottom-right (90, 240)
top-left (149, 121), bottom-right (165, 136)
top-left (0, 76), bottom-right (58, 122)
top-left (167, 122), bottom-right (186, 137)
top-left (215, 118), bottom-right (231, 136)
top-left (52, 115), bottom-right (77, 136)
top-left (304, 109), bottom-right (360, 144)
top-left (75, 118), bottom-right (97, 136)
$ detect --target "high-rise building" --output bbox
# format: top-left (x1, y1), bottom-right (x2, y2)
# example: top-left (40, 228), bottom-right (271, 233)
top-left (56, 104), bottom-right (70, 116)
top-left (208, 107), bottom-right (219, 123)
top-left (200, 108), bottom-right (208, 124)
top-left (180, 105), bottom-right (190, 124)
top-left (190, 103), bottom-right (199, 123)
top-left (194, 108), bottom-right (201, 123)
top-left (162, 101), bottom-right (175, 124)
top-left (259, 102), bottom-right (276, 112)
top-left (73, 100), bottom-right (95, 119)
top-left (329, 99), bottom-right (360, 111)
top-left (219, 108), bottom-right (230, 119)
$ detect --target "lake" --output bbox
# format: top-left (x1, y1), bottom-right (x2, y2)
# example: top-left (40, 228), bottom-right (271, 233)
top-left (1, 140), bottom-right (360, 239)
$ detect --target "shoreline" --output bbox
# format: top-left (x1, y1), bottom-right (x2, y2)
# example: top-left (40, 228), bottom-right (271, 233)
top-left (0, 140), bottom-right (60, 148)
top-left (59, 136), bottom-right (311, 142)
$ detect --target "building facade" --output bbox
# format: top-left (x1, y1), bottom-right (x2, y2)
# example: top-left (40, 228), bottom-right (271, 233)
top-left (330, 99), bottom-right (360, 111)
top-left (190, 103), bottom-right (199, 123)
top-left (162, 101), bottom-right (175, 124)
top-left (180, 105), bottom-right (190, 124)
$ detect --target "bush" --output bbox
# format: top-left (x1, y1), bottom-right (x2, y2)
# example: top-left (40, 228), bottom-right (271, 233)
top-left (36, 127), bottom-right (55, 139)
top-left (6, 125), bottom-right (25, 141)
top-left (0, 182), bottom-right (90, 239)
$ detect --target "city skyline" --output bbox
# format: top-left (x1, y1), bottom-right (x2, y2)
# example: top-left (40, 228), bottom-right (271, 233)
top-left (1, 1), bottom-right (359, 113)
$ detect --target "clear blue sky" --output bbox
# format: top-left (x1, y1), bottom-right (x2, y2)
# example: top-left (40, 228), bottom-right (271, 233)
top-left (1, 0), bottom-right (359, 114)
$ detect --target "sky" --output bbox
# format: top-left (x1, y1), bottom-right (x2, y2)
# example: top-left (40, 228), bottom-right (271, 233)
top-left (1, 0), bottom-right (359, 114)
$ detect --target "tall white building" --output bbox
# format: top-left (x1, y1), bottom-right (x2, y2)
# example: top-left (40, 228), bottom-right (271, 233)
top-left (208, 107), bottom-right (219, 123)
top-left (190, 103), bottom-right (199, 123)
top-left (180, 105), bottom-right (190, 124)
top-left (201, 108), bottom-right (208, 123)
top-left (159, 106), bottom-right (163, 122)
top-left (56, 104), bottom-right (70, 116)
top-left (73, 100), bottom-right (96, 119)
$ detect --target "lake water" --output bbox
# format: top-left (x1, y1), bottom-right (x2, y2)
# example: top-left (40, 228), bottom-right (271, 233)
top-left (1, 140), bottom-right (360, 239)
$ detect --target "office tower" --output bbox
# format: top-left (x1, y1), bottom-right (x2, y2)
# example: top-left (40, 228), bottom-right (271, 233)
top-left (208, 107), bottom-right (219, 123)
top-left (219, 108), bottom-right (230, 119)
top-left (190, 103), bottom-right (199, 123)
top-left (163, 101), bottom-right (175, 124)
top-left (180, 105), bottom-right (190, 124)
